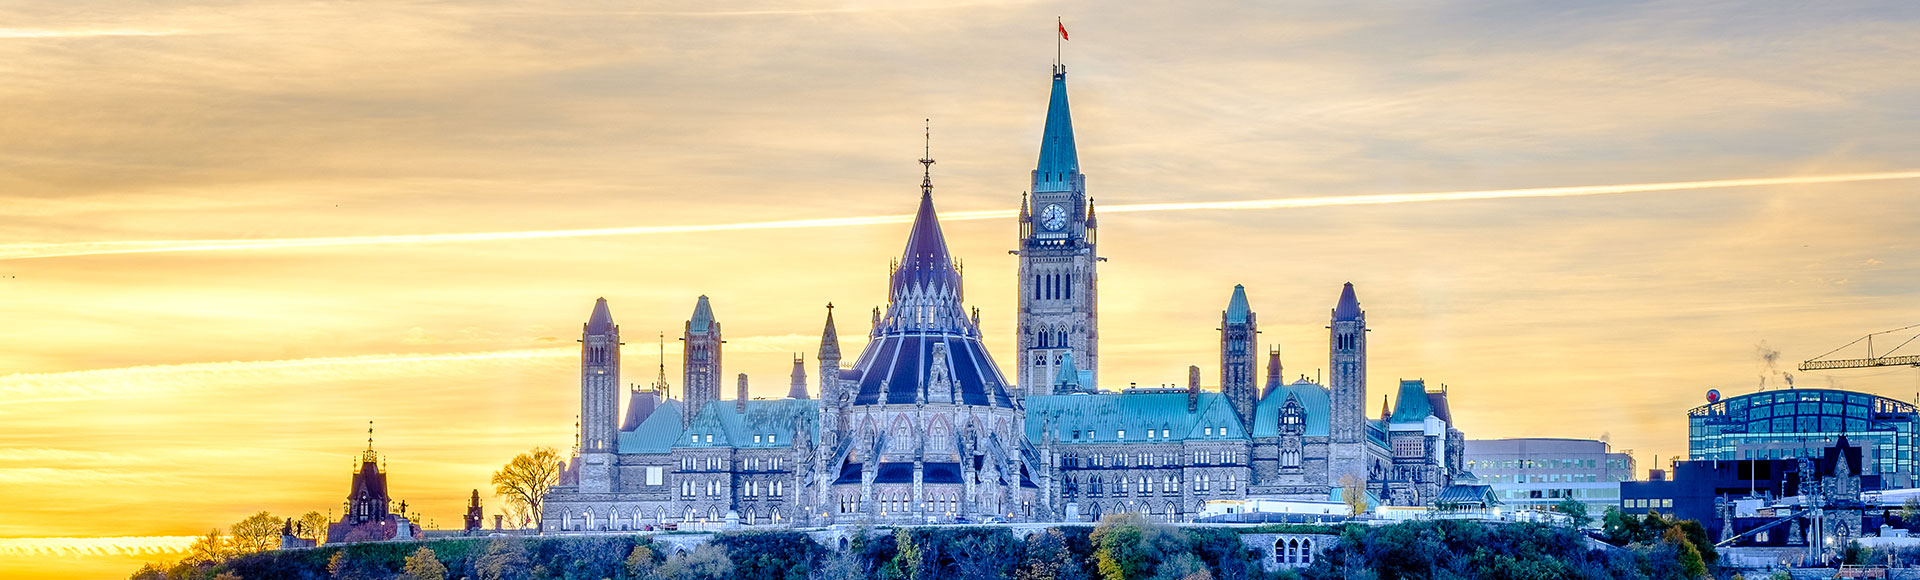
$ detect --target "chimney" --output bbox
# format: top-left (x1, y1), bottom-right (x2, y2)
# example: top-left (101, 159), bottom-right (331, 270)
top-left (1188, 365), bottom-right (1201, 412)
top-left (736, 373), bottom-right (749, 412)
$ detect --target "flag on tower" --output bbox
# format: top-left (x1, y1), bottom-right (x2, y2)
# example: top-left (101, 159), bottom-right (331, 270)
top-left (1059, 21), bottom-right (1069, 41)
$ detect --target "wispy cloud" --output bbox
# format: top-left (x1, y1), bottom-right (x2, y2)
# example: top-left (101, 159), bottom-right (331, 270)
top-left (0, 28), bottom-right (186, 39)
top-left (0, 348), bottom-right (572, 402)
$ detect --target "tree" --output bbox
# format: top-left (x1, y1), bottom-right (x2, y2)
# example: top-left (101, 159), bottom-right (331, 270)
top-left (299, 510), bottom-right (331, 542)
top-left (475, 537), bottom-right (531, 580)
top-left (1552, 498), bottom-right (1592, 528)
top-left (660, 544), bottom-right (735, 580)
top-left (1663, 526), bottom-right (1707, 579)
top-left (404, 546), bottom-right (449, 580)
top-left (628, 544), bottom-right (661, 579)
top-left (492, 446), bottom-right (562, 531)
top-left (184, 528), bottom-right (232, 564)
top-left (229, 510), bottom-right (283, 553)
top-left (1338, 474), bottom-right (1370, 516)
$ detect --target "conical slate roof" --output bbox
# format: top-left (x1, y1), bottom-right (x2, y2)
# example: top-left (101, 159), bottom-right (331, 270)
top-left (1225, 284), bottom-right (1252, 323)
top-left (586, 297), bottom-right (615, 333)
top-left (848, 174), bottom-right (1013, 408)
top-left (1032, 69), bottom-right (1080, 193)
top-left (890, 190), bottom-right (963, 302)
top-left (1334, 283), bottom-right (1363, 321)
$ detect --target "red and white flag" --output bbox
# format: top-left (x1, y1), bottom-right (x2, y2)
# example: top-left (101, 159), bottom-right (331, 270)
top-left (1059, 21), bottom-right (1069, 41)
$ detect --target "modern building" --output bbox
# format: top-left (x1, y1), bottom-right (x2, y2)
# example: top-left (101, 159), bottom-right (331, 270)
top-left (1688, 388), bottom-right (1920, 487)
top-left (1464, 438), bottom-right (1634, 514)
top-left (539, 57), bottom-right (1474, 530)
top-left (1625, 437), bottom-right (1889, 558)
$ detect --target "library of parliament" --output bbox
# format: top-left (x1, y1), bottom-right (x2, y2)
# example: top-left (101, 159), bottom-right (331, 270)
top-left (542, 60), bottom-right (1471, 530)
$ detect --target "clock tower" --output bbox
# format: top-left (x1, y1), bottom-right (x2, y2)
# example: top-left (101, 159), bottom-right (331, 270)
top-left (1015, 62), bottom-right (1098, 396)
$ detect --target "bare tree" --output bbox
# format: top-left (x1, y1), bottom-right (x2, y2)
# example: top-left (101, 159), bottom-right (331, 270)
top-left (492, 446), bottom-right (563, 531)
top-left (229, 511), bottom-right (283, 553)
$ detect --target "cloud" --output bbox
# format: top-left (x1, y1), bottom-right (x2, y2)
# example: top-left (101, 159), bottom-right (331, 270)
top-left (0, 29), bottom-right (187, 39)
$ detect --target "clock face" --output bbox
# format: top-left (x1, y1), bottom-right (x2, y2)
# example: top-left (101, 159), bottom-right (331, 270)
top-left (1041, 203), bottom-right (1069, 231)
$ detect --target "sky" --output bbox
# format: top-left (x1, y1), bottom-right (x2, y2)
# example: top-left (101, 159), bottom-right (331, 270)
top-left (3, 0), bottom-right (1920, 575)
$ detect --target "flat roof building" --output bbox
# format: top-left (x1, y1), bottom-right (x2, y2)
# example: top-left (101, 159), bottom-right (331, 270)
top-left (1688, 388), bottom-right (1919, 487)
top-left (1464, 438), bottom-right (1634, 515)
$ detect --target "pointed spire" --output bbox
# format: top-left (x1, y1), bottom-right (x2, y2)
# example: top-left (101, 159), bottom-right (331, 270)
top-left (891, 126), bottom-right (964, 307)
top-left (1224, 284), bottom-right (1252, 324)
top-left (1380, 395), bottom-right (1390, 421)
top-left (1055, 351), bottom-right (1081, 389)
top-left (788, 355), bottom-right (809, 399)
top-left (688, 295), bottom-right (716, 334)
top-left (818, 303), bottom-right (841, 360)
top-left (1334, 282), bottom-right (1362, 321)
top-left (1264, 345), bottom-right (1283, 398)
top-left (651, 332), bottom-right (669, 396)
top-left (586, 297), bottom-right (615, 333)
top-left (1086, 197), bottom-right (1097, 228)
top-left (1033, 63), bottom-right (1080, 193)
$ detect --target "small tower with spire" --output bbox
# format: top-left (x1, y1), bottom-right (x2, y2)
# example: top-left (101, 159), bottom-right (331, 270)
top-left (1220, 284), bottom-right (1258, 434)
top-left (788, 354), bottom-right (809, 399)
top-left (1329, 283), bottom-right (1369, 481)
top-left (682, 295), bottom-right (723, 428)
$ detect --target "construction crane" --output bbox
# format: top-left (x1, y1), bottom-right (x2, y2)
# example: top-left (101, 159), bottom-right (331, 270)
top-left (1799, 324), bottom-right (1920, 371)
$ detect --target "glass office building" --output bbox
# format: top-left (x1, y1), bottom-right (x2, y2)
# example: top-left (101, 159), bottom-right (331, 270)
top-left (1688, 388), bottom-right (1918, 487)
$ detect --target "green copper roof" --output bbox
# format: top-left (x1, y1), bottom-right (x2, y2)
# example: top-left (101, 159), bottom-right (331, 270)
top-left (1224, 285), bottom-right (1252, 324)
top-left (1032, 69), bottom-right (1080, 193)
top-left (674, 398), bottom-right (819, 449)
top-left (1025, 392), bottom-right (1248, 444)
top-left (618, 400), bottom-right (684, 454)
top-left (1390, 379), bottom-right (1433, 423)
top-left (1252, 378), bottom-right (1330, 437)
top-left (1055, 351), bottom-right (1081, 386)
top-left (688, 295), bottom-right (716, 334)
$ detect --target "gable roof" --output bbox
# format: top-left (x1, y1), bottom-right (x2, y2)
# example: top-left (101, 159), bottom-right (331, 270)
top-left (1253, 378), bottom-right (1330, 437)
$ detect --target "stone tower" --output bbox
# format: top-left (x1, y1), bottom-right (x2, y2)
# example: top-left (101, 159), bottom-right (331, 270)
top-left (578, 298), bottom-right (621, 492)
top-left (1328, 283), bottom-right (1368, 480)
top-left (1220, 285), bottom-right (1258, 434)
top-left (579, 298), bottom-right (620, 453)
top-left (1016, 61), bottom-right (1099, 395)
top-left (682, 295), bottom-right (722, 428)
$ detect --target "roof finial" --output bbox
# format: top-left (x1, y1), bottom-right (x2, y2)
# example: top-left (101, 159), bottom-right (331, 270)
top-left (367, 420), bottom-right (374, 451)
top-left (919, 119), bottom-right (935, 196)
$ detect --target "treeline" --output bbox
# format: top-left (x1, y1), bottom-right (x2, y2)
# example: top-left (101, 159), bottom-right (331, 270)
top-left (132, 514), bottom-right (1724, 580)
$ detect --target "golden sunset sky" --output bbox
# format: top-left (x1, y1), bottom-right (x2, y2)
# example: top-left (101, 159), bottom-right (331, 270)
top-left (3, 0), bottom-right (1919, 576)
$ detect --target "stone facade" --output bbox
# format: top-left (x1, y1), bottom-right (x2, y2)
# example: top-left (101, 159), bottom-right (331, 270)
top-left (541, 62), bottom-right (1469, 531)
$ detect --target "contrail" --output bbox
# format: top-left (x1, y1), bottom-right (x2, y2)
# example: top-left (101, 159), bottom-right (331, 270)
top-left (4, 170), bottom-right (1914, 261)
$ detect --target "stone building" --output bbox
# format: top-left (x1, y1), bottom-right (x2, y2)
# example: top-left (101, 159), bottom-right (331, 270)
top-left (541, 59), bottom-right (1470, 530)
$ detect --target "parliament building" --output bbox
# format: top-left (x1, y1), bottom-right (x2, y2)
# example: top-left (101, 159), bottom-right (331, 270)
top-left (542, 60), bottom-right (1472, 530)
